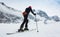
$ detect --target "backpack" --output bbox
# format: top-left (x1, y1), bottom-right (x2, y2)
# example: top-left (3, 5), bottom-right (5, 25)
top-left (22, 11), bottom-right (27, 16)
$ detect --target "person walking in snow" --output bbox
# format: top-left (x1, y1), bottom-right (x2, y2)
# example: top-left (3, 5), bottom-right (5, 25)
top-left (18, 6), bottom-right (36, 32)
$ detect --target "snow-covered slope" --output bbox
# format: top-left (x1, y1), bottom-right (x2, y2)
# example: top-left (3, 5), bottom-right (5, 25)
top-left (0, 2), bottom-right (22, 17)
top-left (0, 21), bottom-right (60, 37)
top-left (0, 2), bottom-right (23, 23)
top-left (0, 11), bottom-right (22, 23)
top-left (36, 10), bottom-right (60, 24)
top-left (0, 2), bottom-right (19, 11)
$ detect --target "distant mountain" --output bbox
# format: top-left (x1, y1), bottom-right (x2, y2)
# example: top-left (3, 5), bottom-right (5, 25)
top-left (0, 2), bottom-right (22, 23)
top-left (36, 10), bottom-right (60, 24)
top-left (51, 16), bottom-right (60, 22)
top-left (0, 2), bottom-right (19, 11)
top-left (0, 11), bottom-right (22, 23)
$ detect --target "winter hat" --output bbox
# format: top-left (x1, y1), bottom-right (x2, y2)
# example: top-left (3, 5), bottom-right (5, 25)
top-left (28, 6), bottom-right (32, 8)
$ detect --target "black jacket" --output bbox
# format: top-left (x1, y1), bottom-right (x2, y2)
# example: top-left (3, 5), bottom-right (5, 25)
top-left (25, 7), bottom-right (35, 16)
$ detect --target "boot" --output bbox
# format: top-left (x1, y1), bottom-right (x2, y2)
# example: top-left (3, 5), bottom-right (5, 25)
top-left (24, 28), bottom-right (29, 31)
top-left (18, 29), bottom-right (24, 32)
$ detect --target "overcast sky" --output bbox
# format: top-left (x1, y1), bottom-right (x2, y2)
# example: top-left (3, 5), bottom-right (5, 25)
top-left (0, 0), bottom-right (60, 16)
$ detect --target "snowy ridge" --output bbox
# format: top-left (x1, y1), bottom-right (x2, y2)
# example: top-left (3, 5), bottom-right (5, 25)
top-left (0, 2), bottom-right (23, 23)
top-left (0, 2), bottom-right (19, 11)
top-left (36, 10), bottom-right (60, 24)
top-left (0, 2), bottom-right (22, 17)
top-left (0, 11), bottom-right (22, 23)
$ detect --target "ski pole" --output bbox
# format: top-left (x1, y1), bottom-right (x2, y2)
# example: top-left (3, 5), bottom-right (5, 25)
top-left (35, 15), bottom-right (39, 32)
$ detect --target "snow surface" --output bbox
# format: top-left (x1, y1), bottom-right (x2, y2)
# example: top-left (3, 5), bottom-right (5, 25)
top-left (0, 21), bottom-right (60, 37)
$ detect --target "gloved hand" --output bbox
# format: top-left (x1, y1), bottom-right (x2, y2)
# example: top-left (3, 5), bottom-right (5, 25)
top-left (34, 13), bottom-right (36, 15)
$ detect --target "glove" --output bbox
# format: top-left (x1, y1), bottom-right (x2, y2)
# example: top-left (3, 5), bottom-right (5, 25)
top-left (34, 14), bottom-right (36, 15)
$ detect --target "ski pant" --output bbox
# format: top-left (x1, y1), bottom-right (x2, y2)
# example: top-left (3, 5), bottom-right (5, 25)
top-left (20, 15), bottom-right (28, 29)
